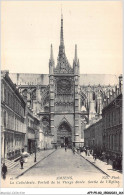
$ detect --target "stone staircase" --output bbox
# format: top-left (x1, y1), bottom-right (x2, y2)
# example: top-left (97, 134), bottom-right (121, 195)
top-left (4, 159), bottom-right (20, 170)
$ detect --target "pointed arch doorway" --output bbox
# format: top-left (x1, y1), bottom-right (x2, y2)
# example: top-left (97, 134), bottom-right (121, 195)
top-left (57, 121), bottom-right (72, 148)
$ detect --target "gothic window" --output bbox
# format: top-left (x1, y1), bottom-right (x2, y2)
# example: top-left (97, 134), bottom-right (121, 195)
top-left (32, 90), bottom-right (36, 100)
top-left (42, 117), bottom-right (49, 134)
top-left (22, 89), bottom-right (27, 98)
top-left (58, 122), bottom-right (71, 132)
top-left (44, 106), bottom-right (49, 112)
top-left (57, 79), bottom-right (71, 94)
top-left (42, 117), bottom-right (49, 126)
top-left (43, 96), bottom-right (49, 106)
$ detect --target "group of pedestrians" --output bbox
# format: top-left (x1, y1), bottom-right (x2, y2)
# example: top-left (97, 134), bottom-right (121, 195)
top-left (83, 147), bottom-right (104, 162)
top-left (64, 145), bottom-right (76, 154)
top-left (83, 147), bottom-right (91, 156)
top-left (82, 146), bottom-right (122, 171)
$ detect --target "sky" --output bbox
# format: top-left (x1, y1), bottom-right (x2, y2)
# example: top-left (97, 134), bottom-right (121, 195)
top-left (1, 1), bottom-right (122, 75)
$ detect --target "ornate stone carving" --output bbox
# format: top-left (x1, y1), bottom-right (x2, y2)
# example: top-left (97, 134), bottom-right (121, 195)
top-left (54, 55), bottom-right (73, 74)
top-left (57, 79), bottom-right (71, 94)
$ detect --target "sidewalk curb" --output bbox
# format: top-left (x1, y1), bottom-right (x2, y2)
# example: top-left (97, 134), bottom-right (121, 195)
top-left (16, 149), bottom-right (56, 179)
top-left (78, 153), bottom-right (110, 177)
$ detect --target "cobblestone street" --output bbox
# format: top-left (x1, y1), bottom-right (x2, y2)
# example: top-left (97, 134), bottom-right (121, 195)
top-left (2, 148), bottom-right (123, 188)
top-left (21, 148), bottom-right (104, 178)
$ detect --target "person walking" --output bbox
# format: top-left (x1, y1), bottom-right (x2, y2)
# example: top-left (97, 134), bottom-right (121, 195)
top-left (20, 156), bottom-right (24, 169)
top-left (93, 152), bottom-right (97, 161)
top-left (84, 148), bottom-right (87, 156)
top-left (73, 147), bottom-right (75, 154)
top-left (87, 148), bottom-right (90, 156)
top-left (112, 157), bottom-right (116, 170)
top-left (106, 153), bottom-right (109, 165)
top-left (94, 154), bottom-right (97, 161)
top-left (65, 145), bottom-right (67, 152)
top-left (2, 163), bottom-right (7, 180)
top-left (85, 148), bottom-right (88, 156)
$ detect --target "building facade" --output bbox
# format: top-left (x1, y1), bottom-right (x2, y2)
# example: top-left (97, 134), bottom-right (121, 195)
top-left (102, 75), bottom-right (123, 157)
top-left (1, 71), bottom-right (26, 161)
top-left (84, 118), bottom-right (103, 152)
top-left (24, 106), bottom-right (40, 154)
top-left (1, 70), bottom-right (53, 161)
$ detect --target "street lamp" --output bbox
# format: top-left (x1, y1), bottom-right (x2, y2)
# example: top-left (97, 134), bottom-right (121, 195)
top-left (34, 131), bottom-right (37, 162)
top-left (34, 140), bottom-right (37, 162)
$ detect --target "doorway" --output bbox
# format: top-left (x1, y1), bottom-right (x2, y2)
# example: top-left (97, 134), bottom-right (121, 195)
top-left (57, 121), bottom-right (72, 148)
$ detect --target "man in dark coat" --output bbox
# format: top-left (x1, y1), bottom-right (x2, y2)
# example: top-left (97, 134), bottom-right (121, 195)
top-left (65, 145), bottom-right (67, 152)
top-left (20, 156), bottom-right (24, 169)
top-left (2, 163), bottom-right (7, 180)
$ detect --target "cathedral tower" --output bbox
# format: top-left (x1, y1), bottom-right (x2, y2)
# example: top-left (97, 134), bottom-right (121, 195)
top-left (49, 13), bottom-right (82, 148)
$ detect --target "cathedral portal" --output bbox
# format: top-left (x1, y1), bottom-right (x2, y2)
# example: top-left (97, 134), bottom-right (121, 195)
top-left (57, 121), bottom-right (72, 148)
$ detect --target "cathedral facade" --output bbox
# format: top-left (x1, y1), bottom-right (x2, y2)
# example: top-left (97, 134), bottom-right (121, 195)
top-left (42, 14), bottom-right (81, 147)
top-left (9, 14), bottom-right (119, 148)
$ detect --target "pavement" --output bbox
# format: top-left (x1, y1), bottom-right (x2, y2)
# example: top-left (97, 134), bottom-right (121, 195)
top-left (80, 151), bottom-right (122, 177)
top-left (7, 149), bottom-right (56, 179)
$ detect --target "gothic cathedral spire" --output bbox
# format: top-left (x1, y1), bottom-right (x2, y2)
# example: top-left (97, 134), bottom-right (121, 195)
top-left (50, 44), bottom-right (54, 62)
top-left (75, 44), bottom-right (78, 63)
top-left (49, 44), bottom-right (54, 74)
top-left (60, 12), bottom-right (64, 47)
top-left (58, 11), bottom-right (65, 57)
top-left (73, 44), bottom-right (79, 74)
top-left (54, 12), bottom-right (73, 74)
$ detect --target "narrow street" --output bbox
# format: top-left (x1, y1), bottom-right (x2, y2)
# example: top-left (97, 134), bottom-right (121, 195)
top-left (21, 148), bottom-right (104, 178)
top-left (2, 148), bottom-right (122, 188)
